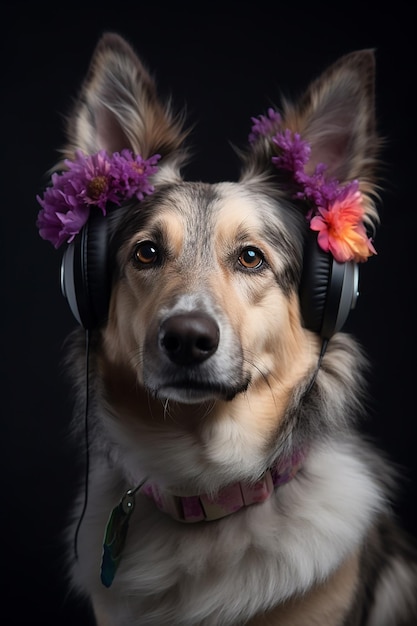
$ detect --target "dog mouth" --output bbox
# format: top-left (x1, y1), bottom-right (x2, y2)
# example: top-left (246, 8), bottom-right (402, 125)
top-left (151, 377), bottom-right (250, 404)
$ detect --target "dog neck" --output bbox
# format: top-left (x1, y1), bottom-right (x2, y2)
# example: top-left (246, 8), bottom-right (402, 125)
top-left (139, 449), bottom-right (306, 523)
top-left (100, 449), bottom-right (306, 587)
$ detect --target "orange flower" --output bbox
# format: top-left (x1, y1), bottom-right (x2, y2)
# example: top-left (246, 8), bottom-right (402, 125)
top-left (310, 188), bottom-right (376, 263)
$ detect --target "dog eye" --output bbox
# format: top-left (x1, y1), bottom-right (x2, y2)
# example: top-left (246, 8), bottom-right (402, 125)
top-left (238, 247), bottom-right (264, 270)
top-left (133, 241), bottom-right (158, 265)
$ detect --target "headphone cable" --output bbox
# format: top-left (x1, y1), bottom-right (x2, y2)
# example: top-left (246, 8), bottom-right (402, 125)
top-left (73, 328), bottom-right (91, 561)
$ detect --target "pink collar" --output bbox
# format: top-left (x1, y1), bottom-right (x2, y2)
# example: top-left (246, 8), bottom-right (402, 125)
top-left (100, 449), bottom-right (306, 587)
top-left (140, 450), bottom-right (305, 523)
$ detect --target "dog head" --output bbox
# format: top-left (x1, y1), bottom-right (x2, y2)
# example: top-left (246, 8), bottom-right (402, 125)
top-left (38, 33), bottom-right (380, 412)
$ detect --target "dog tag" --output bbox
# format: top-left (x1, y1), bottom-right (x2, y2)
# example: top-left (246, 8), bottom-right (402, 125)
top-left (100, 489), bottom-right (136, 588)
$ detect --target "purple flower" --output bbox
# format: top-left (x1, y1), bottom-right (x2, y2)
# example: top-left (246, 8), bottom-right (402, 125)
top-left (248, 108), bottom-right (282, 144)
top-left (111, 150), bottom-right (161, 201)
top-left (68, 150), bottom-right (116, 211)
top-left (36, 171), bottom-right (91, 248)
top-left (272, 130), bottom-right (311, 175)
top-left (36, 149), bottom-right (161, 248)
top-left (297, 168), bottom-right (359, 209)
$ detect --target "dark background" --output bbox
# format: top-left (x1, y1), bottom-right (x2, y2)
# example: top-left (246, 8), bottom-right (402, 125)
top-left (2, 3), bottom-right (416, 624)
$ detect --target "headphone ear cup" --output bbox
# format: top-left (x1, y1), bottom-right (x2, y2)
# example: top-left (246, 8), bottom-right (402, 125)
top-left (60, 211), bottom-right (110, 329)
top-left (299, 232), bottom-right (359, 339)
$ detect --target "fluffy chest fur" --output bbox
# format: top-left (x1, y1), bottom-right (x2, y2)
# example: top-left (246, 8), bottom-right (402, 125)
top-left (71, 442), bottom-right (384, 625)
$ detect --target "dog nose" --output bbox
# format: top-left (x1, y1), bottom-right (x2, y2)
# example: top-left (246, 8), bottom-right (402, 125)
top-left (160, 313), bottom-right (220, 366)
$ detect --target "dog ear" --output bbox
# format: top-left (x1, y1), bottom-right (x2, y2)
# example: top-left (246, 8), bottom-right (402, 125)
top-left (283, 50), bottom-right (379, 186)
top-left (242, 50), bottom-right (381, 212)
top-left (60, 32), bottom-right (189, 181)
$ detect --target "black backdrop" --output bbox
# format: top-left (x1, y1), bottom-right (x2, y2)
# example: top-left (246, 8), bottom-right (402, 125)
top-left (2, 3), bottom-right (416, 624)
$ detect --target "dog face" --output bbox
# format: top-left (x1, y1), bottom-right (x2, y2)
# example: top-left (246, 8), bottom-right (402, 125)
top-left (103, 181), bottom-right (308, 406)
top-left (93, 181), bottom-right (319, 484)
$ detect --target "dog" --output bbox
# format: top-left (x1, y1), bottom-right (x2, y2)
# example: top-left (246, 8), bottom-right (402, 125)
top-left (37, 32), bottom-right (417, 625)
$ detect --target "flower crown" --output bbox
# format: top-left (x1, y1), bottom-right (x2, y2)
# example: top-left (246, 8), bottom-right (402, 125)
top-left (36, 149), bottom-right (161, 248)
top-left (37, 113), bottom-right (376, 262)
top-left (249, 108), bottom-right (376, 263)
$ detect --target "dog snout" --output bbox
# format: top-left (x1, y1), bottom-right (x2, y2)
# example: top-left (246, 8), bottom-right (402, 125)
top-left (160, 313), bottom-right (220, 366)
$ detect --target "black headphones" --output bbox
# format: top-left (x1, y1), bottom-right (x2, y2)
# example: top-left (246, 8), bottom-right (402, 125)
top-left (61, 210), bottom-right (110, 330)
top-left (299, 230), bottom-right (359, 339)
top-left (61, 213), bottom-right (359, 338)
